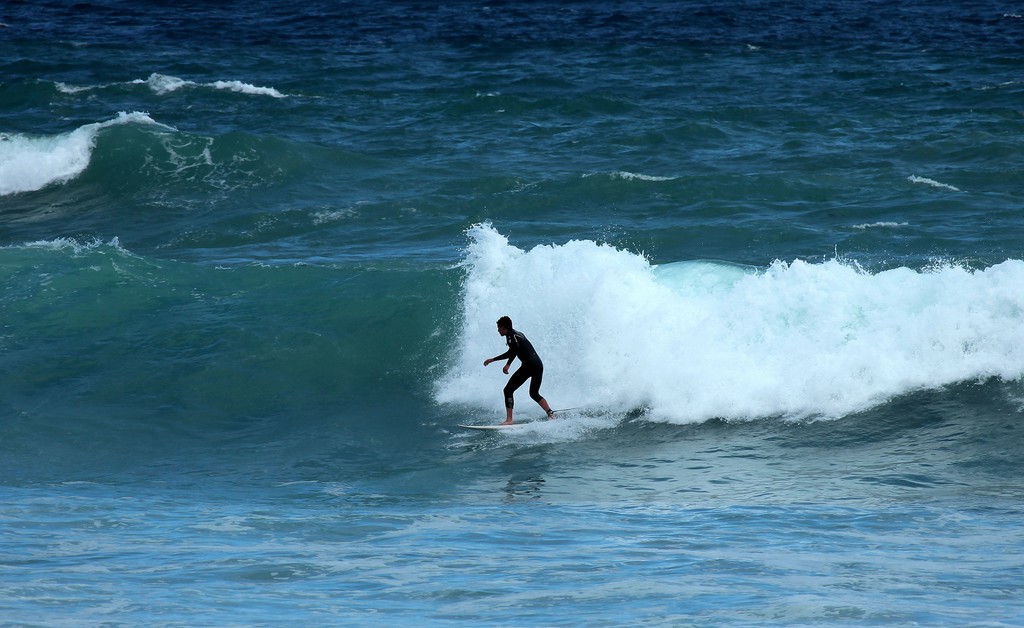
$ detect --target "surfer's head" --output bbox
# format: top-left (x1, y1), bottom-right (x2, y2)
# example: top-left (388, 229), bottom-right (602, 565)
top-left (496, 316), bottom-right (512, 335)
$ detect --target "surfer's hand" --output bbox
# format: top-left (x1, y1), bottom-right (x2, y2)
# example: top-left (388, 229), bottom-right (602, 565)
top-left (502, 364), bottom-right (510, 374)
top-left (483, 358), bottom-right (492, 366)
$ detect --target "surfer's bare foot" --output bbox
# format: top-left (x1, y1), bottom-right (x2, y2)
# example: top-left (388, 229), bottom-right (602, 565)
top-left (501, 419), bottom-right (514, 425)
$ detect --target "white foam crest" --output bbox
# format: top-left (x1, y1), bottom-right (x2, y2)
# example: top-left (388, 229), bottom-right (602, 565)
top-left (312, 208), bottom-right (357, 225)
top-left (908, 175), bottom-right (962, 192)
top-left (851, 222), bottom-right (909, 230)
top-left (0, 112), bottom-right (171, 196)
top-left (211, 80), bottom-right (287, 98)
top-left (11, 236), bottom-right (127, 255)
top-left (436, 224), bottom-right (1024, 424)
top-left (55, 81), bottom-right (97, 94)
top-left (136, 73), bottom-right (192, 94)
top-left (584, 171), bottom-right (678, 182)
top-left (136, 73), bottom-right (287, 98)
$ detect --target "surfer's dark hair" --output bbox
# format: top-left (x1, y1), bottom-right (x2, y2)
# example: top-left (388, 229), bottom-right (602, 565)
top-left (496, 316), bottom-right (512, 330)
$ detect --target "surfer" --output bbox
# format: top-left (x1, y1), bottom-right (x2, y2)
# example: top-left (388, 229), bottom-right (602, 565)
top-left (483, 316), bottom-right (555, 425)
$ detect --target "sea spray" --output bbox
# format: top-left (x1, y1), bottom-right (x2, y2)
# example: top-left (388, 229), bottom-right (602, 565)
top-left (437, 224), bottom-right (1024, 422)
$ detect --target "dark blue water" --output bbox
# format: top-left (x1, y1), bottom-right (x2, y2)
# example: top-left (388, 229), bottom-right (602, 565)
top-left (2, 1), bottom-right (1024, 624)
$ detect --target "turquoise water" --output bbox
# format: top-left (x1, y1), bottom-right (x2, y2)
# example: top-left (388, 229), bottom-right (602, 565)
top-left (2, 1), bottom-right (1024, 624)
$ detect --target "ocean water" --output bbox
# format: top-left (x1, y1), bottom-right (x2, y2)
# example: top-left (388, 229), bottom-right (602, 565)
top-left (2, 0), bottom-right (1024, 625)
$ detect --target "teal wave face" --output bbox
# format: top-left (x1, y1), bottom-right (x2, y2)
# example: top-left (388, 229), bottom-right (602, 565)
top-left (0, 114), bottom-right (317, 200)
top-left (0, 239), bottom-right (459, 479)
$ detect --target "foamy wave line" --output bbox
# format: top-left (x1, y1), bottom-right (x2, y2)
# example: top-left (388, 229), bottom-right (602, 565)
top-left (55, 81), bottom-right (103, 94)
top-left (312, 208), bottom-right (357, 225)
top-left (908, 175), bottom-right (962, 192)
top-left (0, 112), bottom-right (173, 196)
top-left (135, 73), bottom-right (288, 98)
top-left (7, 236), bottom-right (127, 255)
top-left (584, 171), bottom-right (678, 182)
top-left (852, 222), bottom-right (910, 230)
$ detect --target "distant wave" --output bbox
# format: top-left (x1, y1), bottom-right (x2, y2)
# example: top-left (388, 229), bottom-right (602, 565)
top-left (8, 236), bottom-right (128, 256)
top-left (0, 111), bottom-right (317, 198)
top-left (908, 175), bottom-right (962, 192)
top-left (584, 171), bottom-right (678, 182)
top-left (437, 224), bottom-right (1024, 423)
top-left (134, 73), bottom-right (288, 98)
top-left (852, 222), bottom-right (910, 230)
top-left (53, 73), bottom-right (287, 98)
top-left (0, 112), bottom-right (173, 196)
top-left (54, 81), bottom-right (100, 94)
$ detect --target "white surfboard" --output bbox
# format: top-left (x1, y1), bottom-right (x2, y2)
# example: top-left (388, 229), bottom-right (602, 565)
top-left (458, 423), bottom-right (525, 431)
top-left (458, 409), bottom-right (578, 431)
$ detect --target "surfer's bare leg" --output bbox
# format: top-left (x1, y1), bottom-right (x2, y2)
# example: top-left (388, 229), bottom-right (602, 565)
top-left (539, 398), bottom-right (555, 419)
top-left (501, 406), bottom-right (514, 425)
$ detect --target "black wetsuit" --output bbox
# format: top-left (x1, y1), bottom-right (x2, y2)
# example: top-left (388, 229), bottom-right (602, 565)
top-left (491, 328), bottom-right (544, 409)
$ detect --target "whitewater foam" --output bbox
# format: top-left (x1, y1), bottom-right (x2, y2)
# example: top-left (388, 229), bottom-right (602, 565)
top-left (851, 222), bottom-right (910, 230)
top-left (0, 112), bottom-right (172, 196)
top-left (135, 73), bottom-right (287, 98)
top-left (55, 81), bottom-right (98, 94)
top-left (584, 171), bottom-right (678, 182)
top-left (138, 73), bottom-right (190, 94)
top-left (436, 224), bottom-right (1024, 423)
top-left (12, 236), bottom-right (126, 255)
top-left (908, 175), bottom-right (962, 192)
top-left (449, 413), bottom-right (618, 446)
top-left (212, 80), bottom-right (286, 97)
